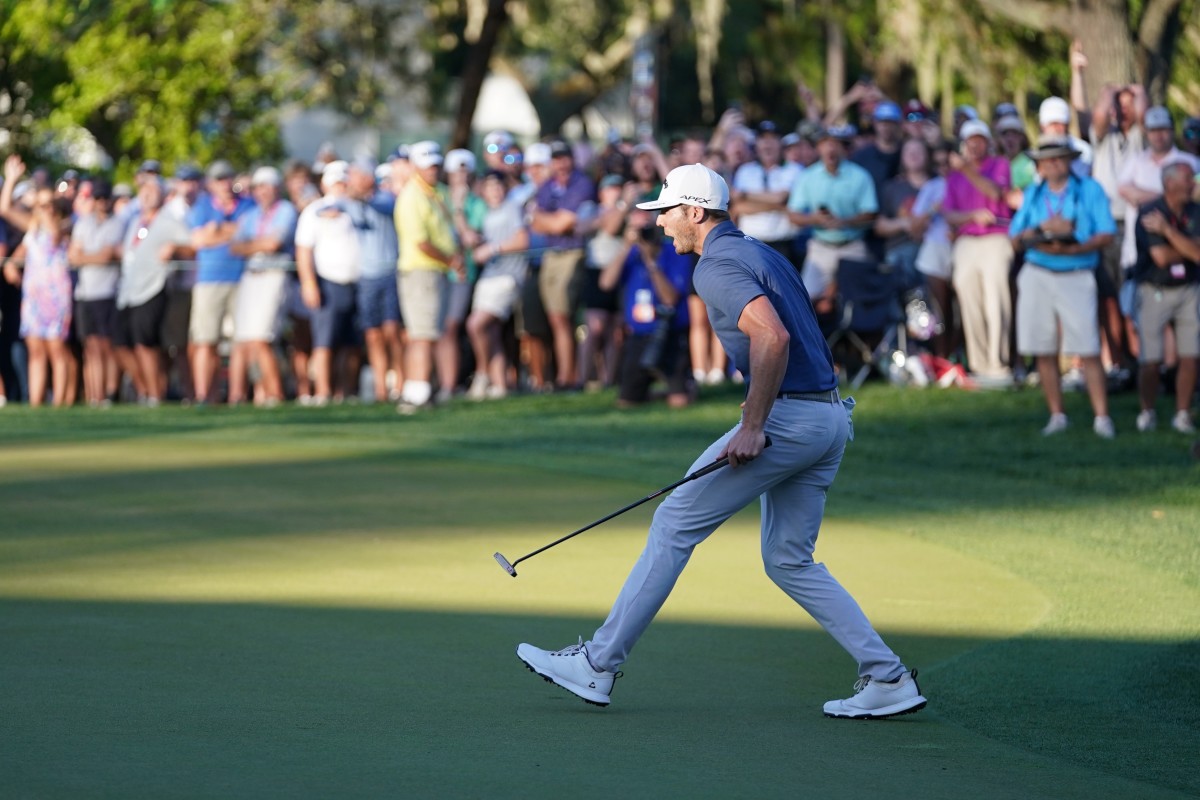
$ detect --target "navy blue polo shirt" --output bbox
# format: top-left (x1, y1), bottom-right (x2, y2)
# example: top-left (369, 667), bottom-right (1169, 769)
top-left (692, 221), bottom-right (836, 392)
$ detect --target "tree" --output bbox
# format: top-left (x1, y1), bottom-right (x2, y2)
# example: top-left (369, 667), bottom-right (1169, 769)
top-left (970, 0), bottom-right (1189, 101)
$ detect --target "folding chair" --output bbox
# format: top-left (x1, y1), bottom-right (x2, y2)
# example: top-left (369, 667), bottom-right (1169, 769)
top-left (825, 257), bottom-right (907, 388)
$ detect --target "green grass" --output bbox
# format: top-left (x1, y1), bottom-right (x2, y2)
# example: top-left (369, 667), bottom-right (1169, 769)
top-left (0, 385), bottom-right (1197, 799)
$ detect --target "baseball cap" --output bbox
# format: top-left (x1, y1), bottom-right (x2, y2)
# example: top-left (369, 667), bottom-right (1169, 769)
top-left (599, 173), bottom-right (625, 189)
top-left (903, 99), bottom-right (933, 121)
top-left (757, 120), bottom-right (780, 135)
top-left (483, 130), bottom-right (515, 155)
top-left (1038, 96), bottom-right (1071, 127)
top-left (994, 115), bottom-right (1026, 134)
top-left (409, 140), bottom-right (444, 170)
top-left (320, 160), bottom-right (349, 188)
top-left (548, 140), bottom-right (572, 159)
top-left (1144, 105), bottom-right (1173, 130)
top-left (994, 102), bottom-right (1019, 119)
top-left (138, 159), bottom-right (163, 174)
top-left (112, 183), bottom-right (134, 199)
top-left (780, 132), bottom-right (802, 148)
top-left (444, 148), bottom-right (476, 173)
top-left (873, 101), bottom-right (902, 122)
top-left (955, 105), bottom-right (980, 121)
top-left (636, 164), bottom-right (729, 212)
top-left (348, 156), bottom-right (378, 175)
top-left (813, 124), bottom-right (857, 142)
top-left (1184, 116), bottom-right (1200, 140)
top-left (959, 120), bottom-right (992, 141)
top-left (89, 178), bottom-right (112, 200)
top-left (175, 164), bottom-right (203, 181)
top-left (251, 166), bottom-right (282, 187)
top-left (524, 142), bottom-right (552, 166)
top-left (389, 145), bottom-right (410, 162)
top-left (206, 160), bottom-right (236, 180)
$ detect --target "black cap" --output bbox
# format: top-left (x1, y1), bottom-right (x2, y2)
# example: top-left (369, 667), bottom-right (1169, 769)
top-left (549, 140), bottom-right (572, 159)
top-left (175, 164), bottom-right (203, 181)
top-left (757, 120), bottom-right (779, 135)
top-left (138, 159), bottom-right (163, 174)
top-left (90, 178), bottom-right (113, 200)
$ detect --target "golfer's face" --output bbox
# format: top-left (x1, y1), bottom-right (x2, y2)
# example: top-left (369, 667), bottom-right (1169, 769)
top-left (657, 205), bottom-right (694, 254)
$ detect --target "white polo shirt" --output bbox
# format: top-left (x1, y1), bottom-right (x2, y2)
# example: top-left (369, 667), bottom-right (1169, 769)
top-left (294, 196), bottom-right (362, 284)
top-left (732, 160), bottom-right (803, 242)
top-left (1116, 146), bottom-right (1200, 266)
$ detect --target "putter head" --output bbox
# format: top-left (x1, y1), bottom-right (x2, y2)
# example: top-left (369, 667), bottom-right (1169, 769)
top-left (494, 552), bottom-right (517, 577)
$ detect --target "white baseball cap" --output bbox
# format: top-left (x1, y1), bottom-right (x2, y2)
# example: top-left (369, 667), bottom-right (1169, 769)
top-left (444, 148), bottom-right (476, 173)
top-left (959, 120), bottom-right (992, 141)
top-left (1039, 96), bottom-right (1071, 127)
top-left (409, 140), bottom-right (443, 170)
top-left (320, 160), bottom-right (349, 189)
top-left (1144, 105), bottom-right (1173, 130)
top-left (251, 166), bottom-right (282, 187)
top-left (636, 164), bottom-right (729, 212)
top-left (483, 130), bottom-right (515, 154)
top-left (524, 142), bottom-right (552, 166)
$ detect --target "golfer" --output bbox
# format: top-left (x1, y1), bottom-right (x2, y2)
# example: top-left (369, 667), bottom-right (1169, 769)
top-left (517, 164), bottom-right (927, 720)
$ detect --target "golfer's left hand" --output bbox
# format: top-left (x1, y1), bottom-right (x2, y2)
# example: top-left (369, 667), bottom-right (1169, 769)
top-left (721, 427), bottom-right (767, 468)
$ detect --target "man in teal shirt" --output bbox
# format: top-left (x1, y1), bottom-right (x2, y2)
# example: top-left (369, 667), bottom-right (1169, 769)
top-left (787, 126), bottom-right (877, 313)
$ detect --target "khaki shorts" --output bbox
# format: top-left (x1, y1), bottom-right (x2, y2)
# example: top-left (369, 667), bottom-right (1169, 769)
top-left (539, 249), bottom-right (584, 316)
top-left (399, 269), bottom-right (449, 341)
top-left (1016, 265), bottom-right (1100, 357)
top-left (233, 269), bottom-right (286, 342)
top-left (1135, 282), bottom-right (1200, 363)
top-left (802, 238), bottom-right (869, 299)
top-left (189, 282), bottom-right (239, 345)
top-left (472, 274), bottom-right (522, 321)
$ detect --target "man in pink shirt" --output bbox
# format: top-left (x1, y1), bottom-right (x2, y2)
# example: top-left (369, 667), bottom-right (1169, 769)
top-left (943, 120), bottom-right (1015, 385)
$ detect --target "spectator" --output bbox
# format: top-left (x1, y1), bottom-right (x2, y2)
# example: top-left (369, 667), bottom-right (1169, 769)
top-left (1132, 162), bottom-right (1199, 434)
top-left (530, 140), bottom-right (595, 390)
top-left (117, 177), bottom-right (185, 405)
top-left (1038, 96), bottom-right (1093, 178)
top-left (340, 157), bottom-right (403, 405)
top-left (1, 157), bottom-right (74, 407)
top-left (228, 166), bottom-right (297, 406)
top-left (516, 142), bottom-right (553, 392)
top-left (731, 121), bottom-right (803, 264)
top-left (943, 120), bottom-right (1014, 385)
top-left (575, 174), bottom-right (628, 390)
top-left (1010, 136), bottom-right (1117, 437)
top-left (787, 125), bottom-right (878, 314)
top-left (1181, 117), bottom-right (1200, 158)
top-left (160, 165), bottom-right (201, 402)
top-left (465, 170), bottom-right (530, 400)
top-left (187, 159), bottom-right (253, 404)
top-left (995, 116), bottom-right (1036, 195)
top-left (874, 137), bottom-right (933, 280)
top-left (599, 207), bottom-right (694, 408)
top-left (441, 148), bottom-right (486, 402)
top-left (282, 159), bottom-right (321, 401)
top-left (68, 178), bottom-right (125, 406)
top-left (913, 140), bottom-right (957, 358)
top-left (1117, 106), bottom-right (1200, 270)
top-left (295, 161), bottom-right (362, 404)
top-left (395, 141), bottom-right (463, 412)
top-left (851, 100), bottom-right (904, 200)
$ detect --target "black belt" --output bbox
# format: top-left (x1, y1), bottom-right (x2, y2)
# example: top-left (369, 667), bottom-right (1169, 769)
top-left (777, 389), bottom-right (840, 403)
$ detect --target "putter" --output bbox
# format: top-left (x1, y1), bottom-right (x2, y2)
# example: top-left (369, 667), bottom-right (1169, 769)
top-left (494, 436), bottom-right (771, 577)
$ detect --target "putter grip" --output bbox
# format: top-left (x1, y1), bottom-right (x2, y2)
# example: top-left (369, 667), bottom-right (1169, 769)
top-left (688, 435), bottom-right (772, 480)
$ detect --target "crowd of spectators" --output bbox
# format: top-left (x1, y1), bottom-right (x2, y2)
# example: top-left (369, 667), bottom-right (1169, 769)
top-left (0, 42), bottom-right (1198, 435)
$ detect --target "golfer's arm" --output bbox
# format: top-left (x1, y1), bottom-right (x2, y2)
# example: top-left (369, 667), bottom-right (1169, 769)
top-left (737, 295), bottom-right (790, 433)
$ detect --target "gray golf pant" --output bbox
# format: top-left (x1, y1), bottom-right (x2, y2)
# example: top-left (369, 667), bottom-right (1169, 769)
top-left (586, 395), bottom-right (907, 682)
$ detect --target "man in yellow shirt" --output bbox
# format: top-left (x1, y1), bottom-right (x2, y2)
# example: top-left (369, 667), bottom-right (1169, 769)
top-left (395, 140), bottom-right (464, 412)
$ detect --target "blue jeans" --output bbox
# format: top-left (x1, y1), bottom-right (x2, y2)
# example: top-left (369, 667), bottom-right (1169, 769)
top-left (586, 394), bottom-right (907, 682)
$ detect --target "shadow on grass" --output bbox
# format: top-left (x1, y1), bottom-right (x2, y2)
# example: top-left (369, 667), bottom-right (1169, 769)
top-left (0, 599), bottom-right (1195, 800)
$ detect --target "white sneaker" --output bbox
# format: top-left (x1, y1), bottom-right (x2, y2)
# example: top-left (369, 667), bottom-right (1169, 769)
top-left (1172, 410), bottom-right (1196, 434)
top-left (516, 638), bottom-right (618, 706)
top-left (823, 670), bottom-right (927, 720)
top-left (1041, 413), bottom-right (1069, 436)
top-left (466, 373), bottom-right (490, 401)
top-left (1136, 409), bottom-right (1157, 433)
top-left (1093, 415), bottom-right (1116, 439)
top-left (485, 384), bottom-right (507, 400)
top-left (1061, 368), bottom-right (1085, 392)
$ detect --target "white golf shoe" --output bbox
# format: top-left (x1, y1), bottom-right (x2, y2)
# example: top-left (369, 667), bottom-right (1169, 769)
top-left (823, 670), bottom-right (927, 720)
top-left (516, 638), bottom-right (618, 706)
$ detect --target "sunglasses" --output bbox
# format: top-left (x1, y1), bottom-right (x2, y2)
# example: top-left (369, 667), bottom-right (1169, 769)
top-left (905, 113), bottom-right (928, 123)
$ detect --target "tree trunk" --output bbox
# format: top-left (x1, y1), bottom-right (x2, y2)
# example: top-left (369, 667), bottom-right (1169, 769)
top-left (825, 17), bottom-right (845, 111)
top-left (450, 0), bottom-right (510, 150)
